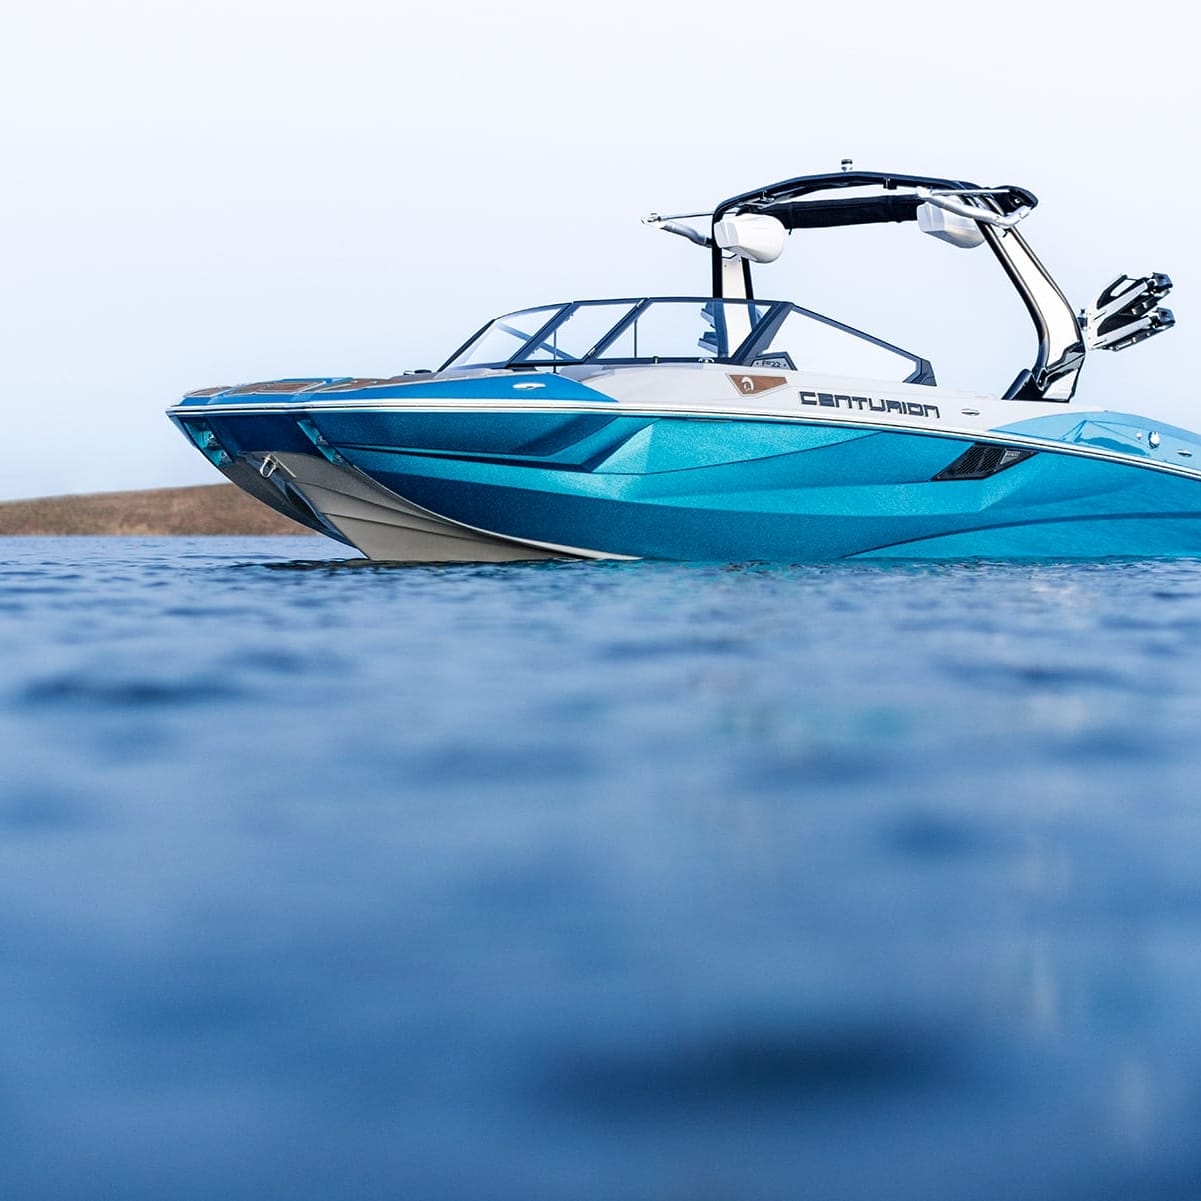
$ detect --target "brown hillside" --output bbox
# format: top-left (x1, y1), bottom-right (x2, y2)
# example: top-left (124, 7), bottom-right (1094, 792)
top-left (0, 484), bottom-right (311, 536)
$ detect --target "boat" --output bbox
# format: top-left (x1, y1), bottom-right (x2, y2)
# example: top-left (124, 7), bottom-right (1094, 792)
top-left (167, 166), bottom-right (1195, 562)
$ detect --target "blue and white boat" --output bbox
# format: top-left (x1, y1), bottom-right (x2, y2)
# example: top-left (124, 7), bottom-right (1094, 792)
top-left (168, 167), bottom-right (1195, 561)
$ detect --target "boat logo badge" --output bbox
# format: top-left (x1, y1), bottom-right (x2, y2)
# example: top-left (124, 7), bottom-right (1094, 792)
top-left (729, 374), bottom-right (788, 396)
top-left (512, 382), bottom-right (546, 391)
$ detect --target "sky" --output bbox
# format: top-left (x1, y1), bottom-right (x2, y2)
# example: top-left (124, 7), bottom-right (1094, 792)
top-left (2, 0), bottom-right (1198, 500)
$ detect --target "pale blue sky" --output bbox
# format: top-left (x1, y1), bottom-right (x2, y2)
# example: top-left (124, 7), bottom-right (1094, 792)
top-left (2, 0), bottom-right (1198, 500)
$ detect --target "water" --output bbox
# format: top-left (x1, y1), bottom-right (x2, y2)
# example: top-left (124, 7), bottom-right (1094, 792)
top-left (3, 536), bottom-right (1201, 1201)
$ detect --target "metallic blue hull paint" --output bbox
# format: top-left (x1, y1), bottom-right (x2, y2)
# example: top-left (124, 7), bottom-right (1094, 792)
top-left (176, 402), bottom-right (1201, 560)
top-left (339, 449), bottom-right (1201, 560)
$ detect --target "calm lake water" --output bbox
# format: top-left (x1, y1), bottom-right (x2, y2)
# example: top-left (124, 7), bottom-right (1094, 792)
top-left (3, 536), bottom-right (1201, 1200)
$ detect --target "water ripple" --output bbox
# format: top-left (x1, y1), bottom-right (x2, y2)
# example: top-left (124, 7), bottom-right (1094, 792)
top-left (547, 1020), bottom-right (960, 1114)
top-left (2, 538), bottom-right (1201, 1201)
top-left (21, 673), bottom-right (245, 709)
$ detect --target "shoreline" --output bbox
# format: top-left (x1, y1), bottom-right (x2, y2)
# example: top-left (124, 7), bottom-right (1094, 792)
top-left (0, 484), bottom-right (310, 536)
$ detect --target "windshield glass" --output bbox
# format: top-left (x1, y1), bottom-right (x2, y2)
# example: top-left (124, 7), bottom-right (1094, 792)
top-left (521, 301), bottom-right (640, 363)
top-left (443, 306), bottom-right (565, 370)
top-left (443, 299), bottom-right (778, 370)
top-left (586, 300), bottom-right (775, 362)
top-left (748, 306), bottom-right (927, 382)
top-left (439, 298), bottom-right (924, 376)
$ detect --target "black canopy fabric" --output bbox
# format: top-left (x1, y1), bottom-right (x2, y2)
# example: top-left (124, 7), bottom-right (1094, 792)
top-left (757, 194), bottom-right (923, 230)
top-left (713, 171), bottom-right (975, 223)
top-left (712, 171), bottom-right (1036, 231)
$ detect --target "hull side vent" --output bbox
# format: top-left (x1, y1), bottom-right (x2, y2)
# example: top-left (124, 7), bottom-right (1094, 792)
top-left (933, 443), bottom-right (1035, 481)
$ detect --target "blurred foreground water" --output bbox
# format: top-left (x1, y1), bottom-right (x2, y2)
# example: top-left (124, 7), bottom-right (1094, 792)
top-left (2, 537), bottom-right (1201, 1200)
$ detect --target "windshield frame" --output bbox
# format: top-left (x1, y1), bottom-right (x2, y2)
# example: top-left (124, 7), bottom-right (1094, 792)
top-left (439, 296), bottom-right (931, 383)
top-left (740, 303), bottom-right (934, 385)
top-left (439, 304), bottom-right (569, 373)
top-left (441, 297), bottom-right (776, 371)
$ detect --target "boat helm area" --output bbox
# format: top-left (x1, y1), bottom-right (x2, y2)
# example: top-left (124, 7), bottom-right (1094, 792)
top-left (444, 171), bottom-right (1174, 402)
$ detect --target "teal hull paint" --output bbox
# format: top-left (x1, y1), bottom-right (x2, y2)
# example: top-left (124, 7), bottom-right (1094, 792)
top-left (174, 373), bottom-right (618, 406)
top-left (320, 413), bottom-right (1201, 560)
top-left (174, 402), bottom-right (1201, 560)
top-left (1001, 410), bottom-right (1201, 466)
top-left (848, 513), bottom-right (1201, 559)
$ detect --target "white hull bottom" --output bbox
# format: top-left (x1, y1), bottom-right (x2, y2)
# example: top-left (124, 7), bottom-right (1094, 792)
top-left (268, 452), bottom-right (588, 563)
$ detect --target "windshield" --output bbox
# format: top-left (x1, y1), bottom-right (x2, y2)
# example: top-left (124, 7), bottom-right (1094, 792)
top-left (749, 305), bottom-right (931, 384)
top-left (443, 305), bottom-right (566, 371)
top-left (440, 296), bottom-right (929, 382)
top-left (442, 299), bottom-right (777, 370)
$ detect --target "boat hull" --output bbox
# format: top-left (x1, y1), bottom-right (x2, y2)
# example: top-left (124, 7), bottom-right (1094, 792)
top-left (170, 400), bottom-right (1201, 561)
